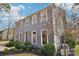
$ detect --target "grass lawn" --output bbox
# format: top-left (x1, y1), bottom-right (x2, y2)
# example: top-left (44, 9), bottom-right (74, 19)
top-left (74, 45), bottom-right (79, 56)
top-left (14, 53), bottom-right (37, 56)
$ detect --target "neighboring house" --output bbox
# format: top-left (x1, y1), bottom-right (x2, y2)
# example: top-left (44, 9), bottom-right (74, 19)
top-left (2, 28), bottom-right (15, 40)
top-left (15, 4), bottom-right (67, 50)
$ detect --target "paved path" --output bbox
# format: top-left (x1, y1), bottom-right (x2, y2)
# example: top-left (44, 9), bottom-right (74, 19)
top-left (0, 41), bottom-right (14, 51)
top-left (0, 46), bottom-right (14, 51)
top-left (0, 46), bottom-right (8, 51)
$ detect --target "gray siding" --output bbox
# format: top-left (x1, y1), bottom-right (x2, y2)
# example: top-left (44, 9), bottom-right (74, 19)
top-left (15, 4), bottom-right (66, 48)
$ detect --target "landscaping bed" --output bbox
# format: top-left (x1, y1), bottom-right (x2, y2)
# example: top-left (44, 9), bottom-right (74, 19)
top-left (0, 39), bottom-right (55, 56)
top-left (0, 50), bottom-right (38, 56)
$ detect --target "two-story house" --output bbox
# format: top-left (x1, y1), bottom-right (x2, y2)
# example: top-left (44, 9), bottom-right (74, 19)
top-left (15, 4), bottom-right (67, 51)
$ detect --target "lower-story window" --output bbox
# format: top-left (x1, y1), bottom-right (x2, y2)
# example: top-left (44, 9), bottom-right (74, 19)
top-left (26, 31), bottom-right (28, 41)
top-left (41, 29), bottom-right (48, 45)
top-left (20, 33), bottom-right (21, 41)
top-left (16, 34), bottom-right (18, 40)
top-left (32, 31), bottom-right (37, 44)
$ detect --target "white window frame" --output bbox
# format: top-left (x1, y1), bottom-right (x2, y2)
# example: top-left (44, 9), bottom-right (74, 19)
top-left (41, 29), bottom-right (48, 45)
top-left (40, 10), bottom-right (47, 22)
top-left (32, 15), bottom-right (37, 25)
top-left (25, 18), bottom-right (29, 26)
top-left (19, 32), bottom-right (21, 42)
top-left (31, 30), bottom-right (37, 45)
top-left (16, 33), bottom-right (19, 40)
top-left (46, 10), bottom-right (48, 21)
top-left (40, 13), bottom-right (44, 22)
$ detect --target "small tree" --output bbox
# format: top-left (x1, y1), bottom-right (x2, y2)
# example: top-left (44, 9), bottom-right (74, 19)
top-left (61, 31), bottom-right (76, 55)
top-left (66, 33), bottom-right (76, 48)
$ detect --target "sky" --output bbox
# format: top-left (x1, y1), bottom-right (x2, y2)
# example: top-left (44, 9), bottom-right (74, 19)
top-left (0, 3), bottom-right (49, 30)
top-left (0, 3), bottom-right (74, 30)
top-left (11, 3), bottom-right (49, 16)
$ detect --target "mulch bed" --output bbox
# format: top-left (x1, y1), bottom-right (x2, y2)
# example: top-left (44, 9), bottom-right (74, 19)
top-left (0, 49), bottom-right (42, 56)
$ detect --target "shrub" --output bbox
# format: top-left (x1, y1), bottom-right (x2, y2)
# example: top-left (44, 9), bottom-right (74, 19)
top-left (62, 32), bottom-right (76, 48)
top-left (23, 42), bottom-right (32, 51)
top-left (37, 48), bottom-right (42, 54)
top-left (41, 44), bottom-right (55, 56)
top-left (67, 39), bottom-right (76, 48)
top-left (3, 48), bottom-right (9, 55)
top-left (11, 48), bottom-right (18, 52)
top-left (14, 40), bottom-right (22, 49)
top-left (6, 39), bottom-right (14, 47)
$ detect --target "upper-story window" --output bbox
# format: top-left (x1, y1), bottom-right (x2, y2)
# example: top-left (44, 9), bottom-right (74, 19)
top-left (40, 10), bottom-right (47, 22)
top-left (32, 15), bottom-right (37, 25)
top-left (25, 18), bottom-right (29, 26)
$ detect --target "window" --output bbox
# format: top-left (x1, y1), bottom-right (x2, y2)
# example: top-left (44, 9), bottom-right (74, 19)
top-left (16, 34), bottom-right (19, 40)
top-left (19, 33), bottom-right (24, 42)
top-left (26, 31), bottom-right (29, 41)
top-left (20, 33), bottom-right (22, 41)
top-left (25, 18), bottom-right (29, 26)
top-left (41, 29), bottom-right (48, 45)
top-left (40, 10), bottom-right (47, 22)
top-left (32, 15), bottom-right (37, 25)
top-left (32, 31), bottom-right (37, 44)
top-left (22, 33), bottom-right (24, 42)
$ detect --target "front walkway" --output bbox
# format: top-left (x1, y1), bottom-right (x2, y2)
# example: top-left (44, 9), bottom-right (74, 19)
top-left (0, 41), bottom-right (12, 51)
top-left (0, 41), bottom-right (38, 56)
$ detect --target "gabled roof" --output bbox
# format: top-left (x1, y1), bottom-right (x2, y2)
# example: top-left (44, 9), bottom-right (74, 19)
top-left (15, 4), bottom-right (56, 24)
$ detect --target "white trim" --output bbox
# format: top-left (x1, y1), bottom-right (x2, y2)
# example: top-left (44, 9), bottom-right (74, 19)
top-left (40, 10), bottom-right (47, 22)
top-left (31, 30), bottom-right (37, 45)
top-left (41, 29), bottom-right (48, 45)
top-left (19, 32), bottom-right (22, 42)
top-left (46, 10), bottom-right (48, 21)
top-left (23, 32), bottom-right (25, 42)
top-left (40, 12), bottom-right (43, 22)
top-left (32, 15), bottom-right (37, 25)
top-left (25, 30), bottom-right (29, 42)
top-left (25, 18), bottom-right (29, 26)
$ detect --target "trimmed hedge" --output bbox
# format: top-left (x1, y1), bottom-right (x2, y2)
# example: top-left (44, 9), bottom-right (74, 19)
top-left (41, 44), bottom-right (55, 56)
top-left (3, 48), bottom-right (9, 55)
top-left (6, 39), bottom-right (15, 47)
top-left (14, 40), bottom-right (22, 49)
top-left (22, 42), bottom-right (32, 51)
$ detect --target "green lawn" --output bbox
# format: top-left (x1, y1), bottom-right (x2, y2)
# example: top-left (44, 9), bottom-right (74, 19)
top-left (74, 45), bottom-right (79, 56)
